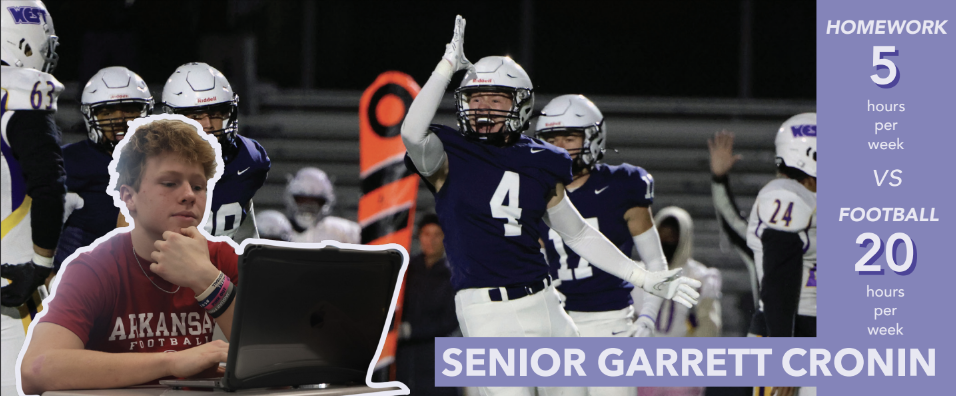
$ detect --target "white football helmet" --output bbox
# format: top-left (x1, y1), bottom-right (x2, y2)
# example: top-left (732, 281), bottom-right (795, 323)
top-left (161, 62), bottom-right (239, 147)
top-left (256, 210), bottom-right (293, 242)
top-left (0, 0), bottom-right (58, 72)
top-left (535, 94), bottom-right (606, 172)
top-left (455, 56), bottom-right (533, 145)
top-left (80, 66), bottom-right (153, 152)
top-left (285, 167), bottom-right (336, 229)
top-left (775, 112), bottom-right (817, 178)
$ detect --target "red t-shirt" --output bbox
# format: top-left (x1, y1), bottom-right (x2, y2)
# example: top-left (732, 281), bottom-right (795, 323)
top-left (40, 232), bottom-right (239, 353)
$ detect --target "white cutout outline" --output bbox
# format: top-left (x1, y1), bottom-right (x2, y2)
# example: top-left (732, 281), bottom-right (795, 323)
top-left (14, 114), bottom-right (410, 396)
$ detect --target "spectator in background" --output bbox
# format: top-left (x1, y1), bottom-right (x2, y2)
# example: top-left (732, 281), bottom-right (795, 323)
top-left (395, 214), bottom-right (458, 396)
top-left (285, 167), bottom-right (361, 244)
top-left (256, 210), bottom-right (293, 242)
top-left (637, 206), bottom-right (722, 396)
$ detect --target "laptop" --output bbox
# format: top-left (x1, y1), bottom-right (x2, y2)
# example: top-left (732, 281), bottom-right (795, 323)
top-left (161, 243), bottom-right (404, 391)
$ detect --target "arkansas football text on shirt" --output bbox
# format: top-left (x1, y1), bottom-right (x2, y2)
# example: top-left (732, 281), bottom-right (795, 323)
top-left (40, 232), bottom-right (238, 353)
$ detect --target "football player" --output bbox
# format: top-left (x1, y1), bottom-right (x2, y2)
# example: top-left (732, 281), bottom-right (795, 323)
top-left (285, 167), bottom-right (360, 244)
top-left (535, 94), bottom-right (663, 396)
top-left (55, 66), bottom-right (153, 270)
top-left (162, 62), bottom-right (270, 244)
top-left (400, 16), bottom-right (700, 396)
top-left (535, 95), bottom-right (666, 341)
top-left (0, 1), bottom-right (66, 394)
top-left (746, 113), bottom-right (817, 339)
top-left (709, 120), bottom-right (817, 396)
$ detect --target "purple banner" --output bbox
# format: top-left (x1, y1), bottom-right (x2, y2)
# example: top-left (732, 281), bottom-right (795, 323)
top-left (818, 0), bottom-right (954, 394)
top-left (435, 338), bottom-right (934, 387)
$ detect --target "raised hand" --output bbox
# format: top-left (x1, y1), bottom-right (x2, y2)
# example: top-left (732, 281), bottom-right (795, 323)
top-left (442, 15), bottom-right (471, 72)
top-left (708, 130), bottom-right (742, 177)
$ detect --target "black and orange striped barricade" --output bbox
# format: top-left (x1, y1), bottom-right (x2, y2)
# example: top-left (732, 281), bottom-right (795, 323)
top-left (358, 71), bottom-right (420, 377)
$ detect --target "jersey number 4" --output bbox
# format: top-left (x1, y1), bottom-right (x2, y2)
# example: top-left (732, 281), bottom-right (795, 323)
top-left (490, 171), bottom-right (523, 236)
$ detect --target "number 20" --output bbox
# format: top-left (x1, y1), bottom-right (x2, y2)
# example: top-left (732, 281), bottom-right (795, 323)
top-left (855, 232), bottom-right (916, 274)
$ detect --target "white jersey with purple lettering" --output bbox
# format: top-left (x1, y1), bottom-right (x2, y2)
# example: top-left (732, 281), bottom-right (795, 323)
top-left (746, 178), bottom-right (817, 317)
top-left (292, 215), bottom-right (361, 244)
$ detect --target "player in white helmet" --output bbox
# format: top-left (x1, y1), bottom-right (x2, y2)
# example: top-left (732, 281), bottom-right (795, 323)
top-left (162, 62), bottom-right (270, 244)
top-left (747, 113), bottom-right (817, 337)
top-left (400, 15), bottom-right (700, 396)
top-left (55, 66), bottom-right (153, 270)
top-left (285, 167), bottom-right (360, 244)
top-left (536, 94), bottom-right (664, 396)
top-left (0, 1), bottom-right (67, 394)
top-left (709, 115), bottom-right (817, 396)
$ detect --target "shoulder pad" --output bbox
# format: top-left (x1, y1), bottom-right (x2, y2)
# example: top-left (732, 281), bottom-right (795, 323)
top-left (236, 135), bottom-right (271, 169)
top-left (1, 66), bottom-right (64, 112)
top-left (611, 163), bottom-right (655, 205)
top-left (756, 180), bottom-right (815, 231)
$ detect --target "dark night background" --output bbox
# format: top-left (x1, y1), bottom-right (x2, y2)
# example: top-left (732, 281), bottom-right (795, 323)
top-left (44, 0), bottom-right (815, 99)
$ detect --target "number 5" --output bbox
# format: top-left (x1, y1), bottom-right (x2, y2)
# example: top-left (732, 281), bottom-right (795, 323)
top-left (871, 46), bottom-right (899, 88)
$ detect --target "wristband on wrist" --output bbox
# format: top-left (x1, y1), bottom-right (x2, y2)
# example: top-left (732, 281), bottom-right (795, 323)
top-left (33, 253), bottom-right (54, 269)
top-left (208, 282), bottom-right (236, 318)
top-left (196, 271), bottom-right (225, 303)
top-left (196, 271), bottom-right (236, 317)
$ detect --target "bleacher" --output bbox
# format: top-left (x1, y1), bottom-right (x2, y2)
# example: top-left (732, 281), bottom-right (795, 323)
top-left (56, 82), bottom-right (814, 336)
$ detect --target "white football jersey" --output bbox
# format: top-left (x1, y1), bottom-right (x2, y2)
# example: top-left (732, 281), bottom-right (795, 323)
top-left (746, 178), bottom-right (817, 317)
top-left (291, 215), bottom-right (361, 244)
top-left (1, 66), bottom-right (64, 268)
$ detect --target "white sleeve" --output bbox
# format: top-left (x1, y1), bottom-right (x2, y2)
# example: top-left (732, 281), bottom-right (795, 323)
top-left (543, 194), bottom-right (645, 285)
top-left (233, 201), bottom-right (260, 244)
top-left (400, 60), bottom-right (454, 176)
top-left (632, 228), bottom-right (667, 321)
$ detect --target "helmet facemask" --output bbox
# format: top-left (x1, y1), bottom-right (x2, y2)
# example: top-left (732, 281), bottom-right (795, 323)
top-left (168, 100), bottom-right (240, 158)
top-left (290, 196), bottom-right (330, 229)
top-left (82, 100), bottom-right (152, 153)
top-left (455, 85), bottom-right (533, 146)
top-left (39, 34), bottom-right (58, 73)
top-left (536, 121), bottom-right (605, 174)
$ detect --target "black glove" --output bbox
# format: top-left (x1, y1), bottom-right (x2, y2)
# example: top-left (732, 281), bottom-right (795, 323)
top-left (1, 261), bottom-right (52, 307)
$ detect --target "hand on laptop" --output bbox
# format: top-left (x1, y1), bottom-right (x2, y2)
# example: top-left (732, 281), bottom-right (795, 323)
top-left (152, 226), bottom-right (220, 294)
top-left (166, 339), bottom-right (229, 378)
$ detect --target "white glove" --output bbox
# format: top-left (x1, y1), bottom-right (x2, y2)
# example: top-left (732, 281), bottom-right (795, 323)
top-left (632, 268), bottom-right (702, 309)
top-left (63, 192), bottom-right (85, 223)
top-left (442, 15), bottom-right (471, 72)
top-left (634, 314), bottom-right (656, 337)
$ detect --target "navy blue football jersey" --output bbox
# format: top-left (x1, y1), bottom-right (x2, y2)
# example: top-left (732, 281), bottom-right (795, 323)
top-left (54, 140), bottom-right (118, 268)
top-left (541, 163), bottom-right (655, 312)
top-left (203, 135), bottom-right (270, 240)
top-left (405, 125), bottom-right (573, 291)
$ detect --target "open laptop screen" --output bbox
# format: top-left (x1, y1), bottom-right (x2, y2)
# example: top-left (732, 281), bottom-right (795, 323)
top-left (223, 244), bottom-right (403, 390)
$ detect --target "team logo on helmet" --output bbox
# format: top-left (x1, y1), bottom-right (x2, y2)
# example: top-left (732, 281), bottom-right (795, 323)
top-left (7, 6), bottom-right (48, 24)
top-left (791, 124), bottom-right (817, 137)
